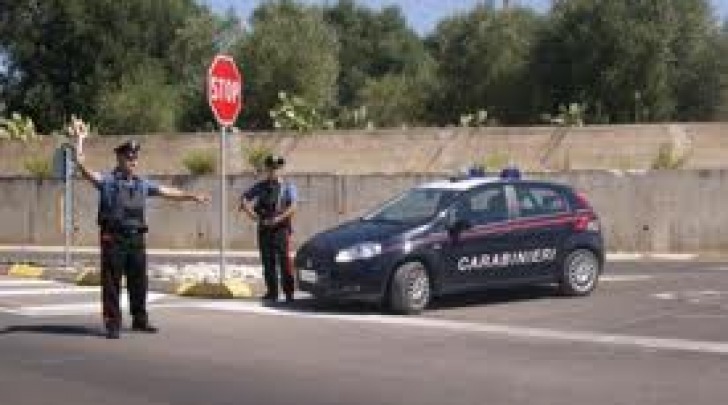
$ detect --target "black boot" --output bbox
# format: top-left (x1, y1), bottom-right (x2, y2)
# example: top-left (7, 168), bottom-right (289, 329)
top-left (105, 322), bottom-right (121, 339)
top-left (131, 319), bottom-right (158, 333)
top-left (261, 291), bottom-right (278, 301)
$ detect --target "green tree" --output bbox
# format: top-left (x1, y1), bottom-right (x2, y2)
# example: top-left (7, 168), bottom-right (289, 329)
top-left (170, 10), bottom-right (243, 131)
top-left (534, 0), bottom-right (721, 123)
top-left (0, 0), bottom-right (205, 132)
top-left (95, 62), bottom-right (181, 135)
top-left (710, 20), bottom-right (728, 120)
top-left (324, 0), bottom-right (436, 126)
top-left (428, 6), bottom-right (544, 125)
top-left (356, 69), bottom-right (434, 127)
top-left (234, 0), bottom-right (339, 129)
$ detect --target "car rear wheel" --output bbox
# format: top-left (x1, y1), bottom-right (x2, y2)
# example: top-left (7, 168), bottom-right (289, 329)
top-left (558, 249), bottom-right (600, 296)
top-left (389, 261), bottom-right (431, 315)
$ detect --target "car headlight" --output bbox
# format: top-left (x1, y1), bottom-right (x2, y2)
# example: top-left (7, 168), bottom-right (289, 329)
top-left (335, 242), bottom-right (383, 263)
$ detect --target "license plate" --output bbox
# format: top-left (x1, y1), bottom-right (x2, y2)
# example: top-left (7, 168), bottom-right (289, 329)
top-left (299, 269), bottom-right (317, 284)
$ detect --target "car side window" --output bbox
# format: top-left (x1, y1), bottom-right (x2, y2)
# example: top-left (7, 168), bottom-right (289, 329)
top-left (515, 185), bottom-right (567, 217)
top-left (456, 186), bottom-right (509, 224)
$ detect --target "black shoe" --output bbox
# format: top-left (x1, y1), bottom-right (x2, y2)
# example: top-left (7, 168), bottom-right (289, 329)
top-left (106, 327), bottom-right (120, 339)
top-left (131, 321), bottom-right (159, 333)
top-left (261, 292), bottom-right (278, 301)
top-left (285, 294), bottom-right (294, 303)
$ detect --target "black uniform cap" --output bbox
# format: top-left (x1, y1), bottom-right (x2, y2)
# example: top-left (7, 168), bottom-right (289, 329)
top-left (264, 154), bottom-right (285, 169)
top-left (114, 140), bottom-right (141, 157)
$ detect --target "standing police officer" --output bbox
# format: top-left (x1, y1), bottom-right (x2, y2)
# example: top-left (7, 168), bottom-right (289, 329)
top-left (239, 155), bottom-right (298, 303)
top-left (69, 119), bottom-right (209, 339)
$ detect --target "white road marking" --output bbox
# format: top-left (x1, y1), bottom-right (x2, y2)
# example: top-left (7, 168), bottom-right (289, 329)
top-left (606, 253), bottom-right (698, 261)
top-left (173, 300), bottom-right (728, 356)
top-left (647, 253), bottom-right (697, 261)
top-left (601, 275), bottom-right (653, 282)
top-left (0, 279), bottom-right (59, 287)
top-left (0, 287), bottom-right (99, 297)
top-left (653, 292), bottom-right (677, 300)
top-left (652, 291), bottom-right (727, 302)
top-left (676, 314), bottom-right (728, 320)
top-left (1, 292), bottom-right (167, 317)
top-left (607, 253), bottom-right (644, 261)
top-left (0, 277), bottom-right (167, 317)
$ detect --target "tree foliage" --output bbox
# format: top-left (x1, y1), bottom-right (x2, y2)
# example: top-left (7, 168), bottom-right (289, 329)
top-left (323, 0), bottom-right (436, 121)
top-left (534, 0), bottom-right (720, 123)
top-left (0, 0), bottom-right (725, 132)
top-left (428, 6), bottom-right (544, 125)
top-left (0, 0), bottom-right (206, 133)
top-left (234, 0), bottom-right (339, 129)
top-left (95, 62), bottom-right (181, 135)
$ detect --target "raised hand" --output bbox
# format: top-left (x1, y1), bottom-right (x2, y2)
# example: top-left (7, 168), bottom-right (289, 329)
top-left (67, 115), bottom-right (89, 156)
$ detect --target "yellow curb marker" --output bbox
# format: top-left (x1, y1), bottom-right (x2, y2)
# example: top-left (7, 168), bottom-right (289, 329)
top-left (75, 268), bottom-right (101, 286)
top-left (8, 264), bottom-right (45, 278)
top-left (176, 279), bottom-right (253, 299)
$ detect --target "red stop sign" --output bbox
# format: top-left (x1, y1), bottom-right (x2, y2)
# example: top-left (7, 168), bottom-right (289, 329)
top-left (208, 54), bottom-right (243, 127)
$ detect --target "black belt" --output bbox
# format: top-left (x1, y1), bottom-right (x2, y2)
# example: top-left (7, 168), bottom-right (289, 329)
top-left (102, 227), bottom-right (148, 236)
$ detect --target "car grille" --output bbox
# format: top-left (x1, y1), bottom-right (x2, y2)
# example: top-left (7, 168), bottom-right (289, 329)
top-left (297, 243), bottom-right (335, 271)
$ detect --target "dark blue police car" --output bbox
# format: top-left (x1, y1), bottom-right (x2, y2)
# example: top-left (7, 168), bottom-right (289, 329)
top-left (294, 174), bottom-right (604, 314)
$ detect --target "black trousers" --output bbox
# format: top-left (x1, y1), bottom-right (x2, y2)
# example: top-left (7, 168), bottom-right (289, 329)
top-left (100, 232), bottom-right (148, 328)
top-left (258, 226), bottom-right (294, 296)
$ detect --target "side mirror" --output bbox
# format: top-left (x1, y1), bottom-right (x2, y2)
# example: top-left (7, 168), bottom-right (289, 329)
top-left (445, 210), bottom-right (471, 233)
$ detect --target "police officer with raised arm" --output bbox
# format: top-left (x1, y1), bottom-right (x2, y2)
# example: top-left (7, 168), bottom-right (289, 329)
top-left (239, 155), bottom-right (298, 303)
top-left (68, 117), bottom-right (210, 339)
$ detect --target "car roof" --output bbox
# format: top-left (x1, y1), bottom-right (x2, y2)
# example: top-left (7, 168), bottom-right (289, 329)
top-left (417, 177), bottom-right (500, 191)
top-left (416, 177), bottom-right (571, 192)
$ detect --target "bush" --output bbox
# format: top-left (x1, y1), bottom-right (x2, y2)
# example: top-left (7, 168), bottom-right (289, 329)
top-left (243, 145), bottom-right (273, 173)
top-left (269, 92), bottom-right (331, 133)
top-left (651, 142), bottom-right (690, 170)
top-left (460, 110), bottom-right (489, 128)
top-left (336, 106), bottom-right (370, 130)
top-left (182, 150), bottom-right (216, 175)
top-left (480, 151), bottom-right (510, 171)
top-left (0, 112), bottom-right (37, 141)
top-left (541, 103), bottom-right (586, 127)
top-left (24, 156), bottom-right (52, 178)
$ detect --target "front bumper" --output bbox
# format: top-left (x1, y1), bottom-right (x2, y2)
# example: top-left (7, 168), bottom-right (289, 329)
top-left (295, 253), bottom-right (396, 303)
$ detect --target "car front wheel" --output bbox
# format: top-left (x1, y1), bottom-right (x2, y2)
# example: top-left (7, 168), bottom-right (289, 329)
top-left (388, 261), bottom-right (431, 315)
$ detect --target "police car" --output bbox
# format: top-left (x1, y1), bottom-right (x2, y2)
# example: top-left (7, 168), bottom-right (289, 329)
top-left (294, 171), bottom-right (604, 314)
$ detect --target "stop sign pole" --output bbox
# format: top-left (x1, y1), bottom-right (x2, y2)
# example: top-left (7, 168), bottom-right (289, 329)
top-left (208, 54), bottom-right (243, 284)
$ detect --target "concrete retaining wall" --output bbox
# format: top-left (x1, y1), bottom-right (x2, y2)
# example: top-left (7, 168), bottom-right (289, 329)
top-left (1, 170), bottom-right (727, 253)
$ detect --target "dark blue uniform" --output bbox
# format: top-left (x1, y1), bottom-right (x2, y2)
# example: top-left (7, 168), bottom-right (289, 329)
top-left (97, 169), bottom-right (160, 332)
top-left (243, 179), bottom-right (298, 300)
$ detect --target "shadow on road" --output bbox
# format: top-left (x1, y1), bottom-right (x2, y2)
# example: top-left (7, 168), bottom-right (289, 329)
top-left (0, 324), bottom-right (105, 337)
top-left (430, 284), bottom-right (560, 311)
top-left (263, 284), bottom-right (560, 315)
top-left (264, 298), bottom-right (384, 315)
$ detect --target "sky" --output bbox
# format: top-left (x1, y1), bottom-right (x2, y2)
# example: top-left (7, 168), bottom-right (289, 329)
top-left (202, 0), bottom-right (728, 35)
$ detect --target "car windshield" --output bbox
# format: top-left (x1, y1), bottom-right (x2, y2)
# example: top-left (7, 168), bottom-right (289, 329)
top-left (363, 188), bottom-right (459, 224)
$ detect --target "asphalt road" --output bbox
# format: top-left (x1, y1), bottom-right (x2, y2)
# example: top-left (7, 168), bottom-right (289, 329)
top-left (1, 261), bottom-right (727, 405)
